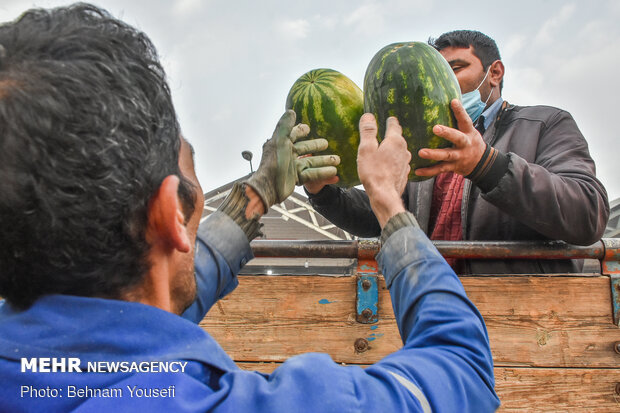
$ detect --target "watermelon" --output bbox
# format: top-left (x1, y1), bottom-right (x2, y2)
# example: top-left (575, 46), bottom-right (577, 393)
top-left (285, 68), bottom-right (364, 188)
top-left (363, 41), bottom-right (461, 181)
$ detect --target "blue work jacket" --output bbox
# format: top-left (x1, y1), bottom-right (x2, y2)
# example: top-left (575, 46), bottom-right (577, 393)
top-left (0, 212), bottom-right (499, 412)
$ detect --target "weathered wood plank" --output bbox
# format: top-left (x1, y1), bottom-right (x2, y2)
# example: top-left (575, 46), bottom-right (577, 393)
top-left (494, 367), bottom-right (620, 412)
top-left (236, 363), bottom-right (620, 412)
top-left (200, 275), bottom-right (620, 367)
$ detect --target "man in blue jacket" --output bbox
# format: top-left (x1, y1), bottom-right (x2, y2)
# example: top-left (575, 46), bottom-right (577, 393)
top-left (0, 4), bottom-right (499, 412)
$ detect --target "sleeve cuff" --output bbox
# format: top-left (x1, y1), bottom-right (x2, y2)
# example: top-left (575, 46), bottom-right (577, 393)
top-left (377, 224), bottom-right (443, 288)
top-left (217, 182), bottom-right (263, 241)
top-left (467, 146), bottom-right (510, 193)
top-left (380, 212), bottom-right (420, 245)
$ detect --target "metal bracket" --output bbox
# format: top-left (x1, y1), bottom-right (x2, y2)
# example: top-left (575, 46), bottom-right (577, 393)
top-left (611, 274), bottom-right (620, 327)
top-left (601, 239), bottom-right (620, 327)
top-left (356, 259), bottom-right (378, 324)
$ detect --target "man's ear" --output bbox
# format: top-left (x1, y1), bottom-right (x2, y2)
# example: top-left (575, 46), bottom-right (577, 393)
top-left (147, 175), bottom-right (191, 253)
top-left (489, 60), bottom-right (505, 88)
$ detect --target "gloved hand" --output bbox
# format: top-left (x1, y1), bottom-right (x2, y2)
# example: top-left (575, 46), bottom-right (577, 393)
top-left (246, 110), bottom-right (340, 209)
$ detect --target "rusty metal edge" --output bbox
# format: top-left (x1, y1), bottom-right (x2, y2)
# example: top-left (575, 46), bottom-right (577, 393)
top-left (610, 275), bottom-right (620, 327)
top-left (601, 239), bottom-right (620, 327)
top-left (251, 239), bottom-right (611, 260)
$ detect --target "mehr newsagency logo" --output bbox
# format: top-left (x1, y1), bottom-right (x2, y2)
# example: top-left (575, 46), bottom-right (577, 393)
top-left (21, 357), bottom-right (187, 373)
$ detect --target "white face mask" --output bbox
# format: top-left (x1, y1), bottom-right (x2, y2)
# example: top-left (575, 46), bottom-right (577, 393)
top-left (461, 66), bottom-right (494, 122)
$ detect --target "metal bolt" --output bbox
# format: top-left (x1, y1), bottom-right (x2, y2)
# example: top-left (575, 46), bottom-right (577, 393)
top-left (362, 279), bottom-right (371, 291)
top-left (354, 338), bottom-right (369, 353)
top-left (361, 308), bottom-right (373, 320)
top-left (615, 342), bottom-right (620, 355)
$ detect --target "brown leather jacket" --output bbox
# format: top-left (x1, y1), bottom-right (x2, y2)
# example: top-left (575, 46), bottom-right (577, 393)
top-left (308, 103), bottom-right (610, 274)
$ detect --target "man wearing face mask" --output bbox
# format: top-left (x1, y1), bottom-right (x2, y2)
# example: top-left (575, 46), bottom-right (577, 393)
top-left (304, 30), bottom-right (609, 274)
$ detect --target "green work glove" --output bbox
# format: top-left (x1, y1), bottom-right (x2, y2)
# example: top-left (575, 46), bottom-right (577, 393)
top-left (246, 110), bottom-right (340, 209)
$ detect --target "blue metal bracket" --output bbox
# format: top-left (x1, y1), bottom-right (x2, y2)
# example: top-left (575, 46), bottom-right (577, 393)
top-left (356, 259), bottom-right (378, 324)
top-left (601, 239), bottom-right (620, 327)
top-left (611, 274), bottom-right (620, 327)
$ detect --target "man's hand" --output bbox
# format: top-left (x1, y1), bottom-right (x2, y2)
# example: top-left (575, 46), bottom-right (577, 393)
top-left (246, 110), bottom-right (340, 209)
top-left (303, 174), bottom-right (339, 195)
top-left (357, 114), bottom-right (411, 229)
top-left (415, 99), bottom-right (486, 177)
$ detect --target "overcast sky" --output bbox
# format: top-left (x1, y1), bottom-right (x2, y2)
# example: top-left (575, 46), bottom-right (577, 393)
top-left (2, 0), bottom-right (619, 201)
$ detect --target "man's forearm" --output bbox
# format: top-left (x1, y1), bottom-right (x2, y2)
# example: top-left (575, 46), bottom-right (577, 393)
top-left (482, 152), bottom-right (608, 245)
top-left (480, 111), bottom-right (609, 245)
top-left (373, 224), bottom-right (498, 411)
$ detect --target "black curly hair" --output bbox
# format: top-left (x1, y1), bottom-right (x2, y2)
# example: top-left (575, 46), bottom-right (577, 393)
top-left (0, 3), bottom-right (197, 309)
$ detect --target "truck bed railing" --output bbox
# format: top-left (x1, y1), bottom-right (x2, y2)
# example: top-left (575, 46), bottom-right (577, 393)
top-left (251, 238), bottom-right (620, 265)
top-left (251, 238), bottom-right (620, 326)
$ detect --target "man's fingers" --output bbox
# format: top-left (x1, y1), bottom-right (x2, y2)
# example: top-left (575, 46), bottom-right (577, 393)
top-left (358, 113), bottom-right (379, 154)
top-left (451, 98), bottom-right (476, 133)
top-left (414, 162), bottom-right (454, 177)
top-left (294, 138), bottom-right (328, 156)
top-left (298, 166), bottom-right (339, 184)
top-left (431, 123), bottom-right (468, 147)
top-left (418, 147), bottom-right (460, 162)
top-left (290, 123), bottom-right (310, 143)
top-left (296, 154), bottom-right (340, 170)
top-left (384, 116), bottom-right (403, 141)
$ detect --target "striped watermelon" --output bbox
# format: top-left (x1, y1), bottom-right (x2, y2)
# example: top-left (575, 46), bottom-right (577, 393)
top-left (363, 41), bottom-right (461, 181)
top-left (285, 68), bottom-right (363, 188)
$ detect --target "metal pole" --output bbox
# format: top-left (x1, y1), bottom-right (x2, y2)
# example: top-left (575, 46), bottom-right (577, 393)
top-left (250, 239), bottom-right (609, 260)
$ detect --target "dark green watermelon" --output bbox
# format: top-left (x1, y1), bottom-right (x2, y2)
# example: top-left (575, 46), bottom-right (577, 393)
top-left (363, 42), bottom-right (461, 181)
top-left (285, 68), bottom-right (363, 188)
